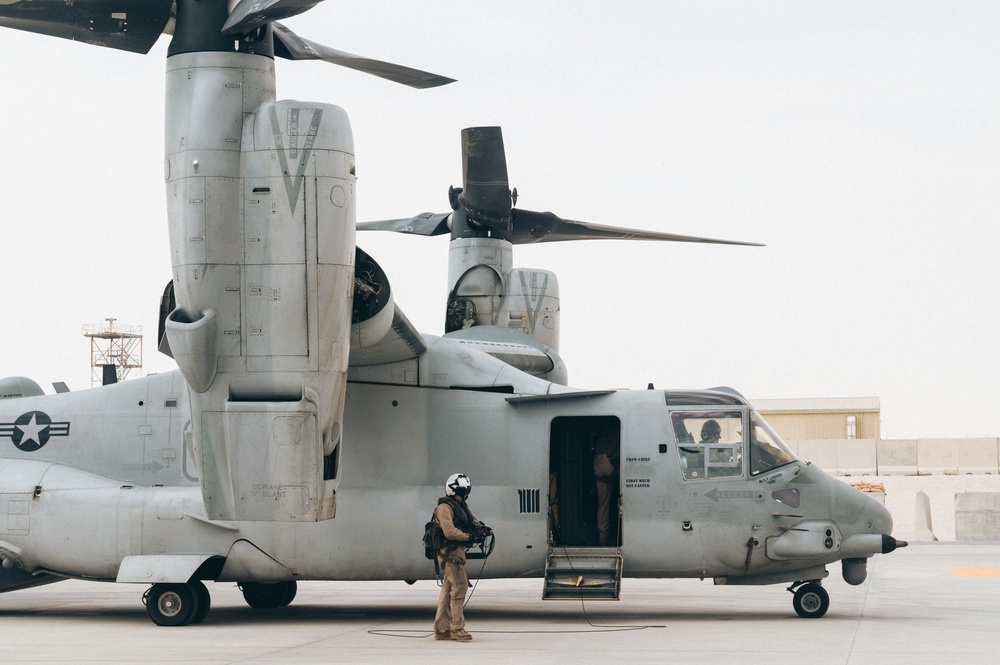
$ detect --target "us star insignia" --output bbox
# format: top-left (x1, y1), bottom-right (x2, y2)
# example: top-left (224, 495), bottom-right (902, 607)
top-left (0, 411), bottom-right (71, 452)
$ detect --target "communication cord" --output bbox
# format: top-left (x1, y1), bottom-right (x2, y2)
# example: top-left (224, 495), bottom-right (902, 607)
top-left (370, 533), bottom-right (665, 639)
top-left (463, 532), bottom-right (494, 607)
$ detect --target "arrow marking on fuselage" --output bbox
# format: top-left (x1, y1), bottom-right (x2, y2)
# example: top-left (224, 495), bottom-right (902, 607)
top-left (705, 488), bottom-right (755, 502)
top-left (122, 461), bottom-right (167, 473)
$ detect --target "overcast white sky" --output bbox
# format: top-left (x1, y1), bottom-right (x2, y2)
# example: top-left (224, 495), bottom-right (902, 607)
top-left (1, 1), bottom-right (997, 439)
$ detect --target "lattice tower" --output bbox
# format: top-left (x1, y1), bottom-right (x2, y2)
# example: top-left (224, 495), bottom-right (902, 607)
top-left (82, 317), bottom-right (143, 386)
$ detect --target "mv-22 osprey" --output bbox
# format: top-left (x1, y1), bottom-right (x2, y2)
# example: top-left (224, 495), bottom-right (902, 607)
top-left (0, 0), bottom-right (904, 626)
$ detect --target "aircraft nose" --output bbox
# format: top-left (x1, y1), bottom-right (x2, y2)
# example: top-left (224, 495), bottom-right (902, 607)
top-left (831, 481), bottom-right (910, 559)
top-left (863, 489), bottom-right (894, 535)
top-left (835, 479), bottom-right (894, 535)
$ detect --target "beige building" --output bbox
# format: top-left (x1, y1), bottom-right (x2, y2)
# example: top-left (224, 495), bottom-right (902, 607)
top-left (752, 397), bottom-right (880, 441)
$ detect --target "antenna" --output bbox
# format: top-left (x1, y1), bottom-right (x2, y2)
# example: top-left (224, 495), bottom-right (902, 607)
top-left (83, 317), bottom-right (143, 387)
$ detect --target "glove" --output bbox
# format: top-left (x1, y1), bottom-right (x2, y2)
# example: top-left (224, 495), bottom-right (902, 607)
top-left (470, 524), bottom-right (492, 544)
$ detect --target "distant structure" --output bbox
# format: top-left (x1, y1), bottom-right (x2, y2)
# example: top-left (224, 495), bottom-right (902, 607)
top-left (83, 317), bottom-right (143, 386)
top-left (752, 397), bottom-right (881, 441)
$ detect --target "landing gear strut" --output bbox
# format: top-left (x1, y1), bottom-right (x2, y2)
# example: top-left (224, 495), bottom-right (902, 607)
top-left (789, 581), bottom-right (830, 618)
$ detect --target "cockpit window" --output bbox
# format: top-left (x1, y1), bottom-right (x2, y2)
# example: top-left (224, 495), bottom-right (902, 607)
top-left (749, 411), bottom-right (797, 476)
top-left (671, 410), bottom-right (744, 480)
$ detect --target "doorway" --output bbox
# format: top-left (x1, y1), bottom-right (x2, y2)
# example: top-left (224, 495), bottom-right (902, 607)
top-left (548, 416), bottom-right (621, 547)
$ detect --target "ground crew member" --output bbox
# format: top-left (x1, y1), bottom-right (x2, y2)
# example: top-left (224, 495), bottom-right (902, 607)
top-left (592, 435), bottom-right (617, 546)
top-left (432, 472), bottom-right (488, 642)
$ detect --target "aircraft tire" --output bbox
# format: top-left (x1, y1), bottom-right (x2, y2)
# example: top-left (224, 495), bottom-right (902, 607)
top-left (190, 580), bottom-right (211, 624)
top-left (240, 580), bottom-right (297, 609)
top-left (792, 583), bottom-right (830, 619)
top-left (146, 583), bottom-right (200, 626)
top-left (280, 580), bottom-right (298, 606)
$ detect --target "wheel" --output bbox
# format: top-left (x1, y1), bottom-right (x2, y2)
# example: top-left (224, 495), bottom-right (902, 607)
top-left (280, 580), bottom-right (298, 606)
top-left (792, 583), bottom-right (830, 619)
top-left (145, 583), bottom-right (200, 626)
top-left (240, 580), bottom-right (297, 609)
top-left (190, 580), bottom-right (211, 624)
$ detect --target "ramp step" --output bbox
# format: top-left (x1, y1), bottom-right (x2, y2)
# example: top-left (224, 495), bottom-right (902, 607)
top-left (543, 549), bottom-right (622, 600)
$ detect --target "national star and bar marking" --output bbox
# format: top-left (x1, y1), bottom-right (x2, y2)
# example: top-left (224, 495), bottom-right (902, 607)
top-left (0, 411), bottom-right (71, 452)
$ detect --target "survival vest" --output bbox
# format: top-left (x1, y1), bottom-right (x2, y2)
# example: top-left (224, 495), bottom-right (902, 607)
top-left (422, 496), bottom-right (476, 559)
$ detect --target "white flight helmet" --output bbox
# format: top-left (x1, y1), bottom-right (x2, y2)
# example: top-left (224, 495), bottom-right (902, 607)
top-left (445, 473), bottom-right (472, 499)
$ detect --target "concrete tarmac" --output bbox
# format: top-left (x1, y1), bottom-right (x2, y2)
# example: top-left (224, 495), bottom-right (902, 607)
top-left (1, 542), bottom-right (998, 665)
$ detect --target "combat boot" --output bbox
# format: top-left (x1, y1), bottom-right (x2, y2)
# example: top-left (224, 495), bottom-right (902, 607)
top-left (450, 628), bottom-right (473, 641)
top-left (434, 630), bottom-right (451, 641)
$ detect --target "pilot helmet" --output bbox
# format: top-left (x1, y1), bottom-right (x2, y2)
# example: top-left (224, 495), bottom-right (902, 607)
top-left (445, 473), bottom-right (472, 499)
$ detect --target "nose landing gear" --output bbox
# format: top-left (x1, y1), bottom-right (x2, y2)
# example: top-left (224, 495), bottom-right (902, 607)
top-left (788, 580), bottom-right (830, 618)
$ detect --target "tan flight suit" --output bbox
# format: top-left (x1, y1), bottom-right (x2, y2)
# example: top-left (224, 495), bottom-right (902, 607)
top-left (433, 498), bottom-right (481, 634)
top-left (594, 449), bottom-right (615, 546)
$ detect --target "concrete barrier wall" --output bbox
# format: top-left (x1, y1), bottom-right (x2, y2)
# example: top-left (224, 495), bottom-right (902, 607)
top-left (957, 439), bottom-right (1000, 474)
top-left (955, 493), bottom-right (1000, 540)
top-left (917, 439), bottom-right (959, 475)
top-left (794, 439), bottom-right (876, 476)
top-left (876, 439), bottom-right (918, 476)
top-left (791, 438), bottom-right (1000, 476)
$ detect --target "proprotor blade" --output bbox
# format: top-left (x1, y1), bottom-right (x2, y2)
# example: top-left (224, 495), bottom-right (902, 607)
top-left (507, 209), bottom-right (766, 246)
top-left (459, 127), bottom-right (513, 232)
top-left (0, 0), bottom-right (173, 54)
top-left (360, 125), bottom-right (763, 248)
top-left (223, 0), bottom-right (323, 36)
top-left (357, 212), bottom-right (451, 237)
top-left (272, 23), bottom-right (456, 89)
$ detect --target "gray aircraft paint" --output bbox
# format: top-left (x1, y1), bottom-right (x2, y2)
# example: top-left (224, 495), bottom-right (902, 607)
top-left (0, 365), bottom-right (891, 582)
top-left (0, 0), bottom-right (901, 624)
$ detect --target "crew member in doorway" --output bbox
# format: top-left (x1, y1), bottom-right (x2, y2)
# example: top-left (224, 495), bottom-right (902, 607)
top-left (592, 435), bottom-right (618, 546)
top-left (432, 473), bottom-right (490, 642)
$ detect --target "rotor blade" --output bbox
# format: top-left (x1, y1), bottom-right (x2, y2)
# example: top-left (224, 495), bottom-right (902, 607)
top-left (459, 127), bottom-right (512, 229)
top-left (223, 0), bottom-right (322, 36)
top-left (357, 212), bottom-right (451, 236)
top-left (0, 0), bottom-right (173, 54)
top-left (507, 209), bottom-right (765, 246)
top-left (272, 23), bottom-right (455, 89)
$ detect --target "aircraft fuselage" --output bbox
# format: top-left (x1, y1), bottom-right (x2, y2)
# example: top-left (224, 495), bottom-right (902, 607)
top-left (0, 360), bottom-right (893, 589)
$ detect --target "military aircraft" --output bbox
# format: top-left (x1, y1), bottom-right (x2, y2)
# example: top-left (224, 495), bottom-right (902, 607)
top-left (0, 0), bottom-right (904, 626)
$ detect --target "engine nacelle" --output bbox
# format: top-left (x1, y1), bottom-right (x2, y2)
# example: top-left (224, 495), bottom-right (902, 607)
top-left (351, 248), bottom-right (394, 353)
top-left (445, 237), bottom-right (560, 352)
top-left (163, 52), bottom-right (354, 522)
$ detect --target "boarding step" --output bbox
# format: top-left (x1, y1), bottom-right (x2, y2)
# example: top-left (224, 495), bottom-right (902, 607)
top-left (542, 547), bottom-right (622, 600)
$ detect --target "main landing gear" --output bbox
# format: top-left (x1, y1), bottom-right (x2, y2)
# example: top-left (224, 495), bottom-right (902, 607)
top-left (239, 580), bottom-right (298, 609)
top-left (144, 580), bottom-right (211, 626)
top-left (788, 580), bottom-right (830, 618)
top-left (142, 580), bottom-right (298, 625)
